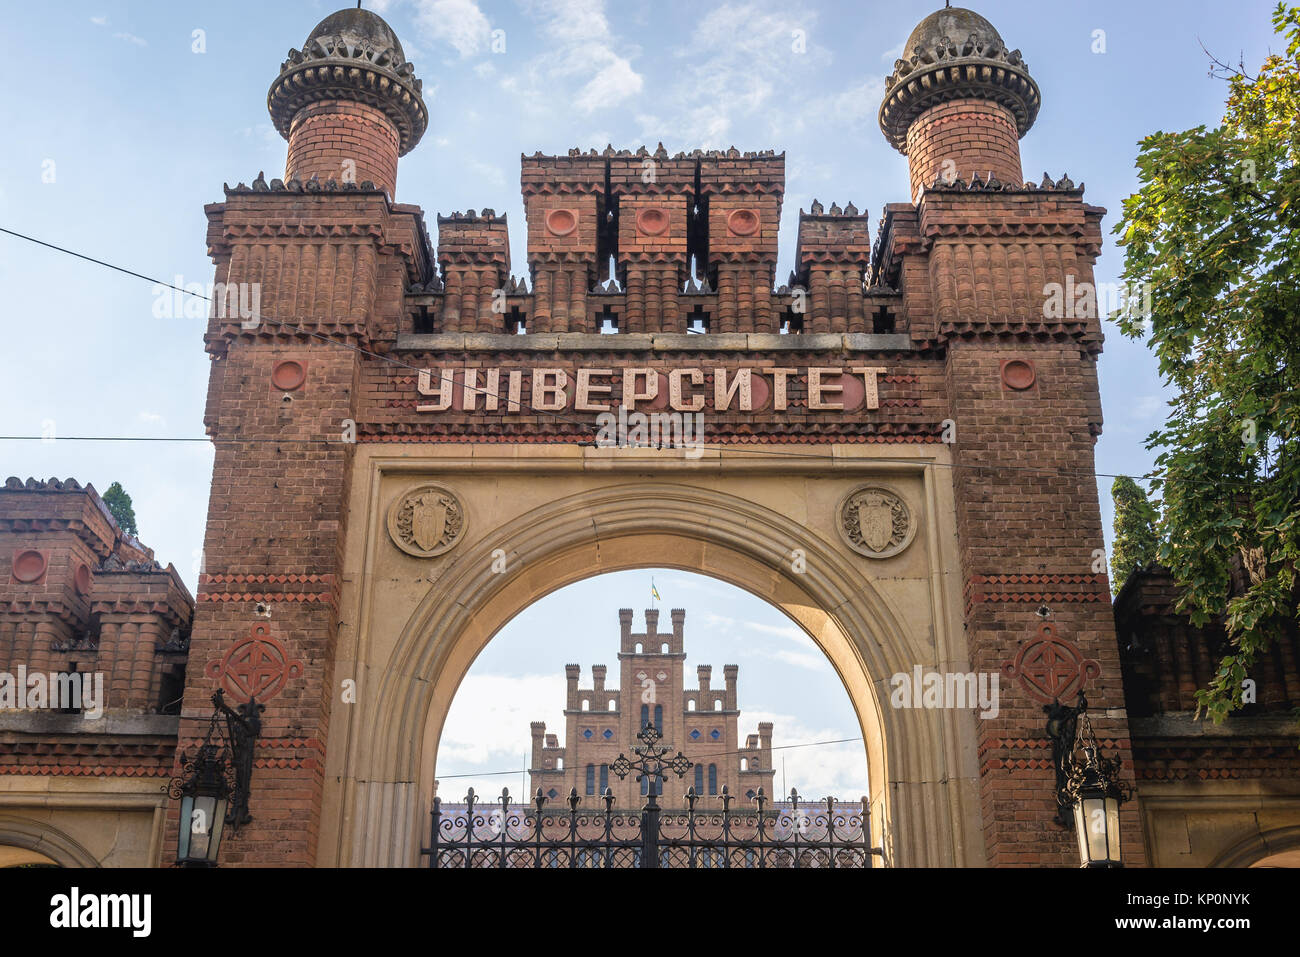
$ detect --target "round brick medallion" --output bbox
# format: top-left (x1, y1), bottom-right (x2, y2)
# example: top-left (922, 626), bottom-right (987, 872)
top-left (837, 486), bottom-right (916, 559)
top-left (727, 209), bottom-right (759, 236)
top-left (12, 550), bottom-right (47, 583)
top-left (635, 208), bottom-right (669, 236)
top-left (271, 359), bottom-right (307, 391)
top-left (1001, 359), bottom-right (1036, 391)
top-left (387, 483), bottom-right (467, 558)
top-left (74, 563), bottom-right (93, 596)
top-left (545, 209), bottom-right (578, 237)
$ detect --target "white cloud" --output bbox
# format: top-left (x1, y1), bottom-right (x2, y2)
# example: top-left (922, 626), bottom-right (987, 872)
top-left (113, 32), bottom-right (148, 47)
top-left (574, 57), bottom-right (643, 113)
top-left (744, 709), bottom-right (868, 801)
top-left (510, 0), bottom-right (644, 114)
top-left (436, 672), bottom-right (566, 798)
top-left (90, 15), bottom-right (108, 27)
top-left (138, 411), bottom-right (166, 427)
top-left (411, 0), bottom-right (492, 57)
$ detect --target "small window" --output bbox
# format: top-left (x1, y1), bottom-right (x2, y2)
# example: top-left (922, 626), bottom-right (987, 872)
top-left (641, 704), bottom-right (649, 730)
top-left (661, 642), bottom-right (669, 653)
top-left (740, 758), bottom-right (748, 771)
top-left (694, 765), bottom-right (704, 793)
top-left (586, 764), bottom-right (596, 795)
top-left (600, 765), bottom-right (609, 794)
top-left (581, 699), bottom-right (589, 711)
top-left (556, 757), bottom-right (563, 770)
top-left (634, 642), bottom-right (643, 654)
top-left (599, 314), bottom-right (619, 334)
top-left (708, 764), bottom-right (718, 795)
top-left (653, 705), bottom-right (663, 733)
top-left (687, 699), bottom-right (696, 712)
top-left (608, 698), bottom-right (616, 711)
top-left (714, 699), bottom-right (723, 711)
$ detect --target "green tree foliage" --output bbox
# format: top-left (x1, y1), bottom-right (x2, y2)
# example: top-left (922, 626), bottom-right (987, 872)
top-left (1112, 4), bottom-right (1300, 722)
top-left (102, 481), bottom-right (138, 537)
top-left (1110, 477), bottom-right (1161, 595)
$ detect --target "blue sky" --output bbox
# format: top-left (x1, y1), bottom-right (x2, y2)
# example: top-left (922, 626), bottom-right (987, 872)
top-left (0, 1), bottom-right (1286, 798)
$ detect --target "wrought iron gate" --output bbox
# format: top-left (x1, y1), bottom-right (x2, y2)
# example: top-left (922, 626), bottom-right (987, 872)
top-left (422, 725), bottom-right (882, 869)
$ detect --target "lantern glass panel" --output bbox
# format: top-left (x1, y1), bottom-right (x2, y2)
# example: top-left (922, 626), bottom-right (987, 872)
top-left (177, 795), bottom-right (195, 861)
top-left (187, 794), bottom-right (228, 863)
top-left (1105, 797), bottom-right (1121, 862)
top-left (1083, 796), bottom-right (1109, 863)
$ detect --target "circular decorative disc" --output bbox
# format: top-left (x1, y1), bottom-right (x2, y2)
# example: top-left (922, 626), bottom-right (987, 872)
top-left (73, 563), bottom-right (93, 596)
top-left (544, 209), bottom-right (577, 237)
top-left (837, 486), bottom-right (917, 559)
top-left (12, 550), bottom-right (47, 583)
top-left (1001, 359), bottom-right (1036, 391)
top-left (387, 483), bottom-right (467, 558)
top-left (271, 359), bottom-right (308, 391)
top-left (727, 209), bottom-right (760, 236)
top-left (635, 207), bottom-right (669, 236)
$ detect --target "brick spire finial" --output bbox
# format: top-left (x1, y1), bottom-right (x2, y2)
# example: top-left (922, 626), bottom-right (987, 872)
top-left (879, 6), bottom-right (1040, 199)
top-left (268, 6), bottom-right (428, 197)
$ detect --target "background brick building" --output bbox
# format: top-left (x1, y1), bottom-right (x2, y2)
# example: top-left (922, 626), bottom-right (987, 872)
top-left (0, 477), bottom-right (192, 867)
top-left (528, 608), bottom-right (776, 808)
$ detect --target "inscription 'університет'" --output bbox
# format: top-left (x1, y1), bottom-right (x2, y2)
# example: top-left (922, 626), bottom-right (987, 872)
top-left (414, 366), bottom-right (889, 413)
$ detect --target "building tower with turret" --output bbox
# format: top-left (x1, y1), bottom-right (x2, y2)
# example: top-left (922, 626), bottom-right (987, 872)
top-left (179, 7), bottom-right (434, 866)
top-left (529, 609), bottom-right (775, 808)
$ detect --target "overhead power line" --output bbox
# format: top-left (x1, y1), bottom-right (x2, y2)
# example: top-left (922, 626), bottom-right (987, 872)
top-left (0, 225), bottom-right (1171, 488)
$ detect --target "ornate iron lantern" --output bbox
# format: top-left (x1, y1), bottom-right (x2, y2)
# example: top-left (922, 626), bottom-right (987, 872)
top-left (167, 689), bottom-right (263, 867)
top-left (1045, 692), bottom-right (1130, 868)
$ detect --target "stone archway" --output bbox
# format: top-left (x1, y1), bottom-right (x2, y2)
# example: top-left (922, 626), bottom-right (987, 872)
top-left (324, 448), bottom-right (984, 868)
top-left (1210, 826), bottom-right (1300, 868)
top-left (0, 815), bottom-right (100, 868)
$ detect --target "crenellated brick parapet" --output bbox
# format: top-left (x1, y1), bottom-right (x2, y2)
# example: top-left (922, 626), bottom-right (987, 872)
top-left (0, 477), bottom-right (193, 718)
top-left (435, 210), bottom-right (511, 334)
top-left (203, 180), bottom-right (433, 356)
top-left (795, 201), bottom-right (872, 334)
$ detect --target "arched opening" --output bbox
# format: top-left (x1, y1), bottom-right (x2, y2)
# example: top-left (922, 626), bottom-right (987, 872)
top-left (0, 816), bottom-right (99, 868)
top-left (0, 845), bottom-right (60, 868)
top-left (337, 474), bottom-right (978, 867)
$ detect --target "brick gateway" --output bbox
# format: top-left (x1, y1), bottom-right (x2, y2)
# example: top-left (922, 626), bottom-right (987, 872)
top-left (171, 4), bottom-right (1140, 868)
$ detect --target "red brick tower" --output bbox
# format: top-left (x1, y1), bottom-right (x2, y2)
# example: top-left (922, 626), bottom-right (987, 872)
top-left (268, 7), bottom-right (428, 198)
top-left (876, 7), bottom-right (1143, 866)
top-left (879, 6), bottom-right (1040, 201)
top-left (180, 7), bottom-right (432, 865)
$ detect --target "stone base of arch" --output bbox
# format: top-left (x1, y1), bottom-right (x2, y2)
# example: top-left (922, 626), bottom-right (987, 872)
top-left (0, 779), bottom-right (168, 867)
top-left (315, 444), bottom-right (985, 867)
